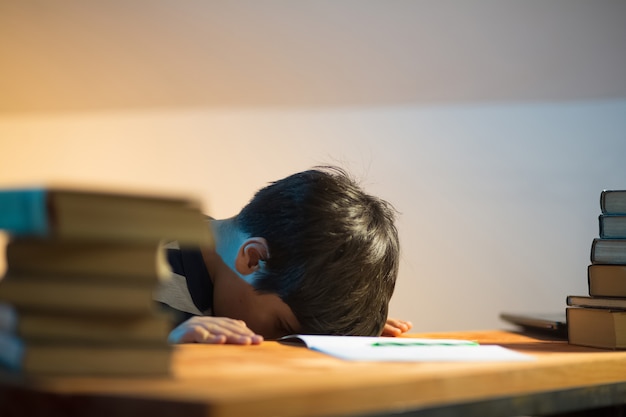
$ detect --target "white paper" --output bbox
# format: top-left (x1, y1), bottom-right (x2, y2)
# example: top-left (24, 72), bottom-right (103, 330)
top-left (278, 335), bottom-right (533, 362)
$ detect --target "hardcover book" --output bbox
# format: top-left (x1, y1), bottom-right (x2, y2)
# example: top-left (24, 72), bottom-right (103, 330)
top-left (590, 239), bottom-right (626, 265)
top-left (16, 312), bottom-right (172, 345)
top-left (5, 238), bottom-right (171, 283)
top-left (0, 334), bottom-right (172, 375)
top-left (0, 186), bottom-right (212, 246)
top-left (567, 307), bottom-right (626, 349)
top-left (601, 190), bottom-right (626, 215)
top-left (566, 295), bottom-right (626, 310)
top-left (0, 185), bottom-right (203, 376)
top-left (0, 278), bottom-right (158, 315)
top-left (588, 265), bottom-right (626, 297)
top-left (599, 215), bottom-right (626, 239)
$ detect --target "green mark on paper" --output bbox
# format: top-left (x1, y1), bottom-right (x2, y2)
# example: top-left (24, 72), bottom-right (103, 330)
top-left (371, 341), bottom-right (479, 347)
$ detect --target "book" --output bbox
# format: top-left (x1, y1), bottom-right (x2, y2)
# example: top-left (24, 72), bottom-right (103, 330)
top-left (277, 335), bottom-right (532, 362)
top-left (599, 215), bottom-right (626, 239)
top-left (601, 190), bottom-right (626, 215)
top-left (590, 239), bottom-right (626, 265)
top-left (499, 312), bottom-right (568, 338)
top-left (567, 307), bottom-right (626, 349)
top-left (588, 265), bottom-right (626, 297)
top-left (0, 278), bottom-right (158, 315)
top-left (0, 186), bottom-right (213, 246)
top-left (566, 295), bottom-right (626, 310)
top-left (0, 333), bottom-right (172, 375)
top-left (5, 238), bottom-right (170, 283)
top-left (15, 312), bottom-right (172, 345)
top-left (0, 302), bottom-right (16, 335)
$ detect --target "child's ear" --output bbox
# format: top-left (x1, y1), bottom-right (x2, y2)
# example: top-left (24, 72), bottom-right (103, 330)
top-left (235, 237), bottom-right (269, 275)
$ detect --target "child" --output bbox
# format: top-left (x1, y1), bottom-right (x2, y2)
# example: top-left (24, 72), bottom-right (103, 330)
top-left (157, 166), bottom-right (411, 344)
top-left (0, 166), bottom-right (411, 359)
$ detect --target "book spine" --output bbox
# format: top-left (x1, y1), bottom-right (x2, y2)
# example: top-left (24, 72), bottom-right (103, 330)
top-left (601, 190), bottom-right (626, 215)
top-left (23, 345), bottom-right (172, 376)
top-left (0, 189), bottom-right (49, 236)
top-left (599, 214), bottom-right (626, 239)
top-left (588, 265), bottom-right (626, 297)
top-left (600, 190), bottom-right (608, 213)
top-left (598, 215), bottom-right (604, 238)
top-left (566, 295), bottom-right (626, 309)
top-left (5, 239), bottom-right (167, 283)
top-left (566, 307), bottom-right (624, 349)
top-left (590, 238), bottom-right (599, 264)
top-left (0, 279), bottom-right (157, 315)
top-left (591, 238), bottom-right (626, 265)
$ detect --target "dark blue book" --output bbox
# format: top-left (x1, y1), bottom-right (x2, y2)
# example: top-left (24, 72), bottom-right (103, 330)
top-left (591, 239), bottom-right (626, 265)
top-left (601, 190), bottom-right (626, 215)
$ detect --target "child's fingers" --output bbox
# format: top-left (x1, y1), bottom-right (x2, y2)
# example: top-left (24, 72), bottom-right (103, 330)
top-left (381, 318), bottom-right (413, 336)
top-left (168, 317), bottom-right (264, 344)
top-left (381, 324), bottom-right (401, 337)
top-left (387, 318), bottom-right (413, 331)
top-left (168, 324), bottom-right (206, 343)
top-left (224, 333), bottom-right (264, 345)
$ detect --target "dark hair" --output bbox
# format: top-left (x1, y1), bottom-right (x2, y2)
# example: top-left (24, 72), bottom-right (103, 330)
top-left (236, 166), bottom-right (399, 336)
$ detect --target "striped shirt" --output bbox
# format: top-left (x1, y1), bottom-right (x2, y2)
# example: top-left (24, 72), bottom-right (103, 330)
top-left (154, 242), bottom-right (214, 323)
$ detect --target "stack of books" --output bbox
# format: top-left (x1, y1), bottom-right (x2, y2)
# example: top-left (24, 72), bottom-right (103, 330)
top-left (0, 186), bottom-right (212, 375)
top-left (567, 190), bottom-right (626, 349)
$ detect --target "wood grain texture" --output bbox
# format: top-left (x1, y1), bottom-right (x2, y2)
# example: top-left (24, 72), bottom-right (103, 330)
top-left (2, 330), bottom-right (626, 417)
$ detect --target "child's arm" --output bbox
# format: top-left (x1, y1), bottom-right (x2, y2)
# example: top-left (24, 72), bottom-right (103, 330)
top-left (168, 316), bottom-right (264, 345)
top-left (381, 318), bottom-right (413, 337)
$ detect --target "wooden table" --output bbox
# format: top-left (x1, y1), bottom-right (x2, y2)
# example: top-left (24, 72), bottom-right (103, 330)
top-left (2, 330), bottom-right (626, 417)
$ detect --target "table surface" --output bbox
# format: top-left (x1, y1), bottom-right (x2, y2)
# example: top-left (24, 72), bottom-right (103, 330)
top-left (2, 329), bottom-right (626, 417)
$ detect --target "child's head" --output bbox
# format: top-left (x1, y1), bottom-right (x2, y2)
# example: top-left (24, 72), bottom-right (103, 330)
top-left (235, 166), bottom-right (399, 336)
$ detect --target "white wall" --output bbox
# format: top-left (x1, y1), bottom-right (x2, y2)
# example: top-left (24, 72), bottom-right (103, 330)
top-left (2, 99), bottom-right (625, 331)
top-left (1, 0), bottom-right (625, 332)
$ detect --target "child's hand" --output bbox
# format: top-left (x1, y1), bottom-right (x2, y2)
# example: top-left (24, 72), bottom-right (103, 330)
top-left (168, 316), bottom-right (264, 345)
top-left (381, 318), bottom-right (413, 337)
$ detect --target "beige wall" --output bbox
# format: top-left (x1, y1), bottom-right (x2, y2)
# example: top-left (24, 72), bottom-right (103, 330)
top-left (1, 1), bottom-right (626, 332)
top-left (2, 1), bottom-right (626, 112)
top-left (2, 101), bottom-right (626, 331)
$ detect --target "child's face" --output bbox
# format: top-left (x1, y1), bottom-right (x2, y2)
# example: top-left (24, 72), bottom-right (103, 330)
top-left (212, 271), bottom-right (301, 339)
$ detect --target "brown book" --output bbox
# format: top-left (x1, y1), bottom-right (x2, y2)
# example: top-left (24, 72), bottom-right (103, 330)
top-left (0, 186), bottom-right (213, 246)
top-left (590, 239), bottom-right (626, 265)
top-left (5, 238), bottom-right (170, 283)
top-left (16, 312), bottom-right (172, 345)
top-left (0, 277), bottom-right (158, 316)
top-left (588, 265), bottom-right (626, 297)
top-left (21, 343), bottom-right (172, 376)
top-left (566, 295), bottom-right (626, 310)
top-left (567, 308), bottom-right (626, 349)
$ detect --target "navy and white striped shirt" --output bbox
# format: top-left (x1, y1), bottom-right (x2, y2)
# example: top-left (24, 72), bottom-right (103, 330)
top-left (154, 242), bottom-right (214, 324)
